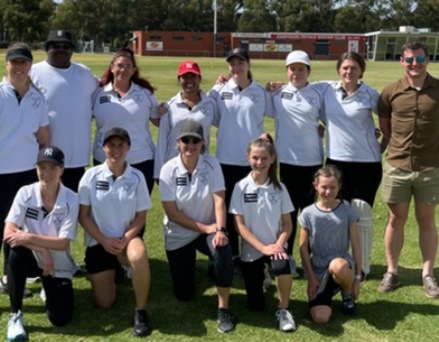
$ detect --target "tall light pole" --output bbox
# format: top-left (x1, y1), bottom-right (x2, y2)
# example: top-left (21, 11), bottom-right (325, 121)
top-left (213, 0), bottom-right (217, 58)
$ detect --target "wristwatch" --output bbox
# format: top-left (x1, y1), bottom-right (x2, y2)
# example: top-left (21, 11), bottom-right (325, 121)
top-left (354, 274), bottom-right (362, 281)
top-left (216, 226), bottom-right (228, 235)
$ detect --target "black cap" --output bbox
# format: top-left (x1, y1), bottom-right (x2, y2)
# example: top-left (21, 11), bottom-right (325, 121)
top-left (6, 46), bottom-right (33, 62)
top-left (226, 48), bottom-right (250, 62)
top-left (177, 120), bottom-right (204, 140)
top-left (103, 127), bottom-right (131, 146)
top-left (44, 30), bottom-right (76, 50)
top-left (37, 146), bottom-right (65, 166)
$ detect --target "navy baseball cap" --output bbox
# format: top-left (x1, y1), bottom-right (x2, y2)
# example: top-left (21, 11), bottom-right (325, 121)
top-left (37, 146), bottom-right (65, 166)
top-left (103, 127), bottom-right (131, 146)
top-left (6, 45), bottom-right (33, 62)
top-left (44, 30), bottom-right (76, 50)
top-left (226, 48), bottom-right (250, 62)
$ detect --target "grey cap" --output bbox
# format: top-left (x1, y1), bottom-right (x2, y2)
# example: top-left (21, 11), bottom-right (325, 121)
top-left (37, 146), bottom-right (65, 166)
top-left (103, 127), bottom-right (131, 146)
top-left (177, 120), bottom-right (204, 140)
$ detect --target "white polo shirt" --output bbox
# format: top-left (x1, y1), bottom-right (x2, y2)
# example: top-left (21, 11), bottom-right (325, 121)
top-left (0, 81), bottom-right (49, 174)
top-left (229, 173), bottom-right (294, 262)
top-left (92, 83), bottom-right (160, 164)
top-left (78, 162), bottom-right (152, 247)
top-left (5, 182), bottom-right (79, 279)
top-left (154, 90), bottom-right (217, 178)
top-left (271, 82), bottom-right (324, 166)
top-left (209, 79), bottom-right (271, 166)
top-left (31, 61), bottom-right (99, 168)
top-left (159, 154), bottom-right (225, 251)
top-left (321, 81), bottom-right (381, 162)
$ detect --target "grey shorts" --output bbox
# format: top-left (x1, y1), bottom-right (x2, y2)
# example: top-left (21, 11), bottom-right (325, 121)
top-left (381, 162), bottom-right (439, 204)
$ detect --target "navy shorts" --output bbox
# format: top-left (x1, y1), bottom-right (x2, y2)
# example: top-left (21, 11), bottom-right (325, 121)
top-left (85, 244), bottom-right (119, 274)
top-left (309, 271), bottom-right (340, 308)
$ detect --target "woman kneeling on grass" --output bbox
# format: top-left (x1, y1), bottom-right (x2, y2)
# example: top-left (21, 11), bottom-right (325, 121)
top-left (159, 119), bottom-right (235, 334)
top-left (4, 146), bottom-right (78, 341)
top-left (229, 135), bottom-right (296, 332)
top-left (299, 165), bottom-right (361, 324)
top-left (78, 127), bottom-right (152, 337)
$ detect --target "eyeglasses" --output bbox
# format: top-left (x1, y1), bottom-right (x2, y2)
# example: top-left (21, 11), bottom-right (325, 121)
top-left (180, 136), bottom-right (201, 144)
top-left (403, 56), bottom-right (426, 64)
top-left (114, 63), bottom-right (133, 70)
top-left (50, 43), bottom-right (72, 50)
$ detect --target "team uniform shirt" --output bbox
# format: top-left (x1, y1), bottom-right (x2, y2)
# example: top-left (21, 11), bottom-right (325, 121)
top-left (321, 81), bottom-right (381, 162)
top-left (0, 81), bottom-right (49, 174)
top-left (298, 201), bottom-right (357, 281)
top-left (31, 61), bottom-right (99, 168)
top-left (78, 162), bottom-right (152, 247)
top-left (159, 154), bottom-right (225, 251)
top-left (271, 82), bottom-right (324, 166)
top-left (92, 82), bottom-right (160, 164)
top-left (5, 182), bottom-right (79, 279)
top-left (229, 173), bottom-right (294, 262)
top-left (209, 79), bottom-right (271, 166)
top-left (154, 90), bottom-right (217, 178)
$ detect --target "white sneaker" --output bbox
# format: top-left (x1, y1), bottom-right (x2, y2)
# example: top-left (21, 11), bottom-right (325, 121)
top-left (263, 263), bottom-right (271, 289)
top-left (40, 288), bottom-right (46, 302)
top-left (276, 308), bottom-right (296, 332)
top-left (7, 311), bottom-right (27, 341)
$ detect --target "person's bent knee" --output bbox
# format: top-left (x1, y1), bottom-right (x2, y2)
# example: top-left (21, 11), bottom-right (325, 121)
top-left (95, 296), bottom-right (115, 309)
top-left (328, 258), bottom-right (349, 275)
top-left (310, 306), bottom-right (331, 324)
top-left (271, 258), bottom-right (290, 276)
top-left (47, 311), bottom-right (72, 327)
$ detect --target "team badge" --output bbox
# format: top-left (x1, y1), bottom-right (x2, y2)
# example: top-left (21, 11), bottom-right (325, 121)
top-left (31, 95), bottom-right (41, 109)
top-left (123, 181), bottom-right (135, 195)
top-left (199, 173), bottom-right (209, 185)
top-left (250, 94), bottom-right (260, 103)
top-left (268, 192), bottom-right (280, 205)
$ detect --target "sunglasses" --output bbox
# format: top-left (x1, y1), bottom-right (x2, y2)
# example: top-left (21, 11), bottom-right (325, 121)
top-left (51, 43), bottom-right (72, 50)
top-left (114, 63), bottom-right (134, 70)
top-left (180, 136), bottom-right (201, 144)
top-left (403, 56), bottom-right (426, 64)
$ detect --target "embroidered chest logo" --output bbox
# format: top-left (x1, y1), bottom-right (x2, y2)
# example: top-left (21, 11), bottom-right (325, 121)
top-left (268, 192), bottom-right (280, 205)
top-left (31, 95), bottom-right (41, 109)
top-left (25, 207), bottom-right (39, 220)
top-left (250, 94), bottom-right (260, 103)
top-left (96, 180), bottom-right (110, 191)
top-left (221, 92), bottom-right (233, 100)
top-left (123, 181), bottom-right (136, 195)
top-left (244, 193), bottom-right (258, 203)
top-left (199, 173), bottom-right (209, 185)
top-left (176, 177), bottom-right (187, 186)
top-left (52, 213), bottom-right (65, 224)
top-left (133, 93), bottom-right (143, 102)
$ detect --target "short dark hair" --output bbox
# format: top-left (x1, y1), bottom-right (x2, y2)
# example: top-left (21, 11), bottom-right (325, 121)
top-left (401, 40), bottom-right (429, 56)
top-left (336, 51), bottom-right (366, 79)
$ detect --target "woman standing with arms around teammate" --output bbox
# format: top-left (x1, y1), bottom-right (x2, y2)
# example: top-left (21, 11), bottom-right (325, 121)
top-left (92, 47), bottom-right (159, 194)
top-left (299, 165), bottom-right (361, 324)
top-left (159, 120), bottom-right (235, 334)
top-left (0, 43), bottom-right (50, 295)
top-left (4, 146), bottom-right (78, 341)
top-left (154, 60), bottom-right (217, 179)
top-left (229, 136), bottom-right (296, 332)
top-left (209, 48), bottom-right (271, 271)
top-left (270, 50), bottom-right (324, 277)
top-left (322, 52), bottom-right (381, 280)
top-left (78, 127), bottom-right (153, 337)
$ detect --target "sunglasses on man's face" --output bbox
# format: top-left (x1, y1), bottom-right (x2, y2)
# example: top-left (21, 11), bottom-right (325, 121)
top-left (180, 136), bottom-right (201, 144)
top-left (51, 43), bottom-right (72, 50)
top-left (403, 56), bottom-right (426, 64)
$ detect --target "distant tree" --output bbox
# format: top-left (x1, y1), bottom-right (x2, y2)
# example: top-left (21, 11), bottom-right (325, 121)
top-left (237, 0), bottom-right (277, 32)
top-left (334, 0), bottom-right (382, 33)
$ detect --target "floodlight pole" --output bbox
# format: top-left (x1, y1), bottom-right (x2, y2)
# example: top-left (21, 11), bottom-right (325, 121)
top-left (213, 0), bottom-right (217, 58)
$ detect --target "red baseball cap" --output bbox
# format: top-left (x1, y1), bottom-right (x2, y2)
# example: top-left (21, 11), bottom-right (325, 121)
top-left (178, 60), bottom-right (201, 76)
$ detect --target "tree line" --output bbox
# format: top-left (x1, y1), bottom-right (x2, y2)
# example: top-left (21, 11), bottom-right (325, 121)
top-left (1, 0), bottom-right (438, 49)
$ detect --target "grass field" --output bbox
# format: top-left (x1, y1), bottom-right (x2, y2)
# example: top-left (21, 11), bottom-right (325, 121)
top-left (1, 51), bottom-right (439, 341)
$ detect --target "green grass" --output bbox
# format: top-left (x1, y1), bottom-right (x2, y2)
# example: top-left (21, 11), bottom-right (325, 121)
top-left (1, 51), bottom-right (439, 341)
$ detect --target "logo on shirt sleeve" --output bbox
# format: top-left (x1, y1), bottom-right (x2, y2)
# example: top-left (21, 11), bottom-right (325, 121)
top-left (221, 92), bottom-right (233, 100)
top-left (99, 95), bottom-right (111, 104)
top-left (176, 177), bottom-right (187, 186)
top-left (96, 181), bottom-right (110, 191)
top-left (25, 207), bottom-right (39, 220)
top-left (244, 193), bottom-right (258, 203)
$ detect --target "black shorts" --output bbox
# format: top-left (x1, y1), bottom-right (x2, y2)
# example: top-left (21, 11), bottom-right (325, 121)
top-left (85, 244), bottom-right (119, 274)
top-left (309, 271), bottom-right (340, 308)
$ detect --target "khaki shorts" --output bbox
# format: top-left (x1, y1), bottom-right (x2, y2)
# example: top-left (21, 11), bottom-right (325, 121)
top-left (382, 162), bottom-right (439, 204)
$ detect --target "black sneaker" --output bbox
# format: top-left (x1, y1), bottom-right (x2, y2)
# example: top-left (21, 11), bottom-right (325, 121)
top-left (341, 292), bottom-right (357, 315)
top-left (133, 309), bottom-right (150, 337)
top-left (217, 308), bottom-right (235, 333)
